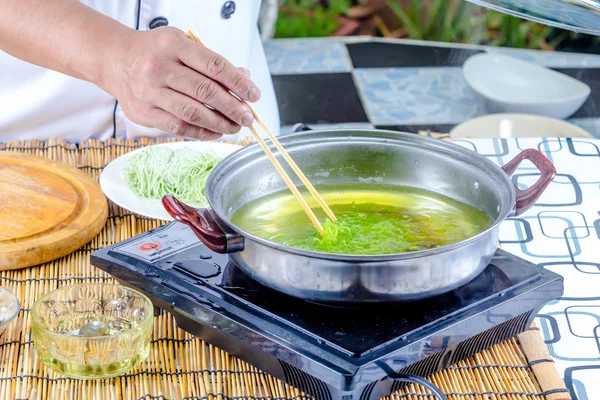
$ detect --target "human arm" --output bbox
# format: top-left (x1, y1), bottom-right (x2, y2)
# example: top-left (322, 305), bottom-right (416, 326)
top-left (0, 0), bottom-right (260, 139)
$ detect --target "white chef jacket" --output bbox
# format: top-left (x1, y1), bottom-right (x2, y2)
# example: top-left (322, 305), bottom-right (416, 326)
top-left (0, 0), bottom-right (280, 143)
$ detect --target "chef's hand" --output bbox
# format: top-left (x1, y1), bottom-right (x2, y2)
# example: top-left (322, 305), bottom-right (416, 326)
top-left (100, 27), bottom-right (260, 140)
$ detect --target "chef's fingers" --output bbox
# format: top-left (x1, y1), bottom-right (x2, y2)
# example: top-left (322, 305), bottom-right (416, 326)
top-left (164, 65), bottom-right (254, 127)
top-left (150, 107), bottom-right (223, 140)
top-left (238, 67), bottom-right (251, 77)
top-left (155, 89), bottom-right (242, 135)
top-left (178, 42), bottom-right (261, 103)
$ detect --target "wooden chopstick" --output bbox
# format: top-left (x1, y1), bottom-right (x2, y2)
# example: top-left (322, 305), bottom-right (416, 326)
top-left (247, 125), bottom-right (324, 234)
top-left (186, 24), bottom-right (205, 46)
top-left (243, 102), bottom-right (337, 223)
top-left (185, 25), bottom-right (337, 235)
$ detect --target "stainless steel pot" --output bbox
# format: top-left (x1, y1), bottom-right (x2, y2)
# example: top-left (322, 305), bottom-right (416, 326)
top-left (162, 129), bottom-right (555, 304)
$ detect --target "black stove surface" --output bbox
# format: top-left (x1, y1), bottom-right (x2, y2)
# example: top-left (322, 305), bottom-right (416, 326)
top-left (213, 258), bottom-right (536, 356)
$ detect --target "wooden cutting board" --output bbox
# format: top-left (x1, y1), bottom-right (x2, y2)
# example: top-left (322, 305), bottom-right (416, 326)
top-left (0, 151), bottom-right (108, 270)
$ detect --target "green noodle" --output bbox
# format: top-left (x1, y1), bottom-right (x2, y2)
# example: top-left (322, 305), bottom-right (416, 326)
top-left (262, 203), bottom-right (486, 255)
top-left (124, 146), bottom-right (223, 207)
top-left (231, 184), bottom-right (493, 255)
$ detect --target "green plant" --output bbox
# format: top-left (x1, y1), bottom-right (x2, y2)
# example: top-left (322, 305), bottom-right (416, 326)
top-left (274, 0), bottom-right (571, 51)
top-left (385, 0), bottom-right (487, 44)
top-left (485, 11), bottom-right (568, 50)
top-left (275, 0), bottom-right (351, 38)
top-left (383, 0), bottom-right (565, 49)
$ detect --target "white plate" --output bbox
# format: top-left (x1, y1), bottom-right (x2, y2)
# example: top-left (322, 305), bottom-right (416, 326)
top-left (463, 53), bottom-right (591, 119)
top-left (100, 141), bottom-right (242, 221)
top-left (450, 113), bottom-right (593, 139)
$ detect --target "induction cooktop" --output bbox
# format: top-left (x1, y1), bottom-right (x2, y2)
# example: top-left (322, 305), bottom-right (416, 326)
top-left (91, 221), bottom-right (563, 400)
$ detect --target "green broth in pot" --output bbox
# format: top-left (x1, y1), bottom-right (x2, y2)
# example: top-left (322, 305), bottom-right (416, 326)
top-left (231, 184), bottom-right (493, 256)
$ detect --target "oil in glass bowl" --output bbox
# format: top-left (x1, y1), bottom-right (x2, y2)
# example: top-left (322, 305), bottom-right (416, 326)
top-left (31, 284), bottom-right (153, 380)
top-left (59, 316), bottom-right (134, 337)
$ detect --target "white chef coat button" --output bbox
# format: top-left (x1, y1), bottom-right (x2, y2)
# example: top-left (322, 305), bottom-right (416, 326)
top-left (221, 1), bottom-right (236, 19)
top-left (149, 17), bottom-right (169, 30)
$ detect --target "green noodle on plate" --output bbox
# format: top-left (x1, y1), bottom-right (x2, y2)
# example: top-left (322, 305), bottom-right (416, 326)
top-left (124, 146), bottom-right (224, 207)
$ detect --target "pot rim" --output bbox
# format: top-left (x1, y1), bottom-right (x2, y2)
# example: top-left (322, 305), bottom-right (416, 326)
top-left (207, 129), bottom-right (516, 261)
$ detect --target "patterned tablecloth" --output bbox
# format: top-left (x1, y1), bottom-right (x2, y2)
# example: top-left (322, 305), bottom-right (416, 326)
top-left (447, 137), bottom-right (600, 400)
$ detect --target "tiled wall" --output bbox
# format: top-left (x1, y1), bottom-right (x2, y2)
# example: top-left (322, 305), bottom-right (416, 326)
top-left (264, 37), bottom-right (600, 137)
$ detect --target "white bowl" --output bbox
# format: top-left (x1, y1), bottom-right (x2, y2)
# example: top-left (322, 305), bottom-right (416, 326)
top-left (450, 113), bottom-right (593, 139)
top-left (463, 53), bottom-right (591, 119)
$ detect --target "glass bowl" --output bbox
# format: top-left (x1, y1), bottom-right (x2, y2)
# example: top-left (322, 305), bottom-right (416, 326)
top-left (31, 284), bottom-right (153, 380)
top-left (0, 286), bottom-right (20, 338)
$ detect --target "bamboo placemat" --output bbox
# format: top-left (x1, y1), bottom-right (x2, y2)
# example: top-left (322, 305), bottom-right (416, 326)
top-left (0, 137), bottom-right (571, 400)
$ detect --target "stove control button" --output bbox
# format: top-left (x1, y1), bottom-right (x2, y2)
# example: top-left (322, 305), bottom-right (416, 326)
top-left (200, 254), bottom-right (212, 260)
top-left (174, 259), bottom-right (221, 279)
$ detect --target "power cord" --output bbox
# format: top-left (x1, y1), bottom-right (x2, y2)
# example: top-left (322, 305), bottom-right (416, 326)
top-left (376, 361), bottom-right (448, 400)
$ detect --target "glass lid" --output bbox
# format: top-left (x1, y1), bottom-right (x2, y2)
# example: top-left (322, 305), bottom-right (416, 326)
top-left (467, 0), bottom-right (600, 36)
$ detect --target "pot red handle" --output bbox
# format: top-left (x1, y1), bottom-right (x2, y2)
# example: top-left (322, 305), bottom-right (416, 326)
top-left (501, 149), bottom-right (556, 217)
top-left (162, 195), bottom-right (230, 253)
